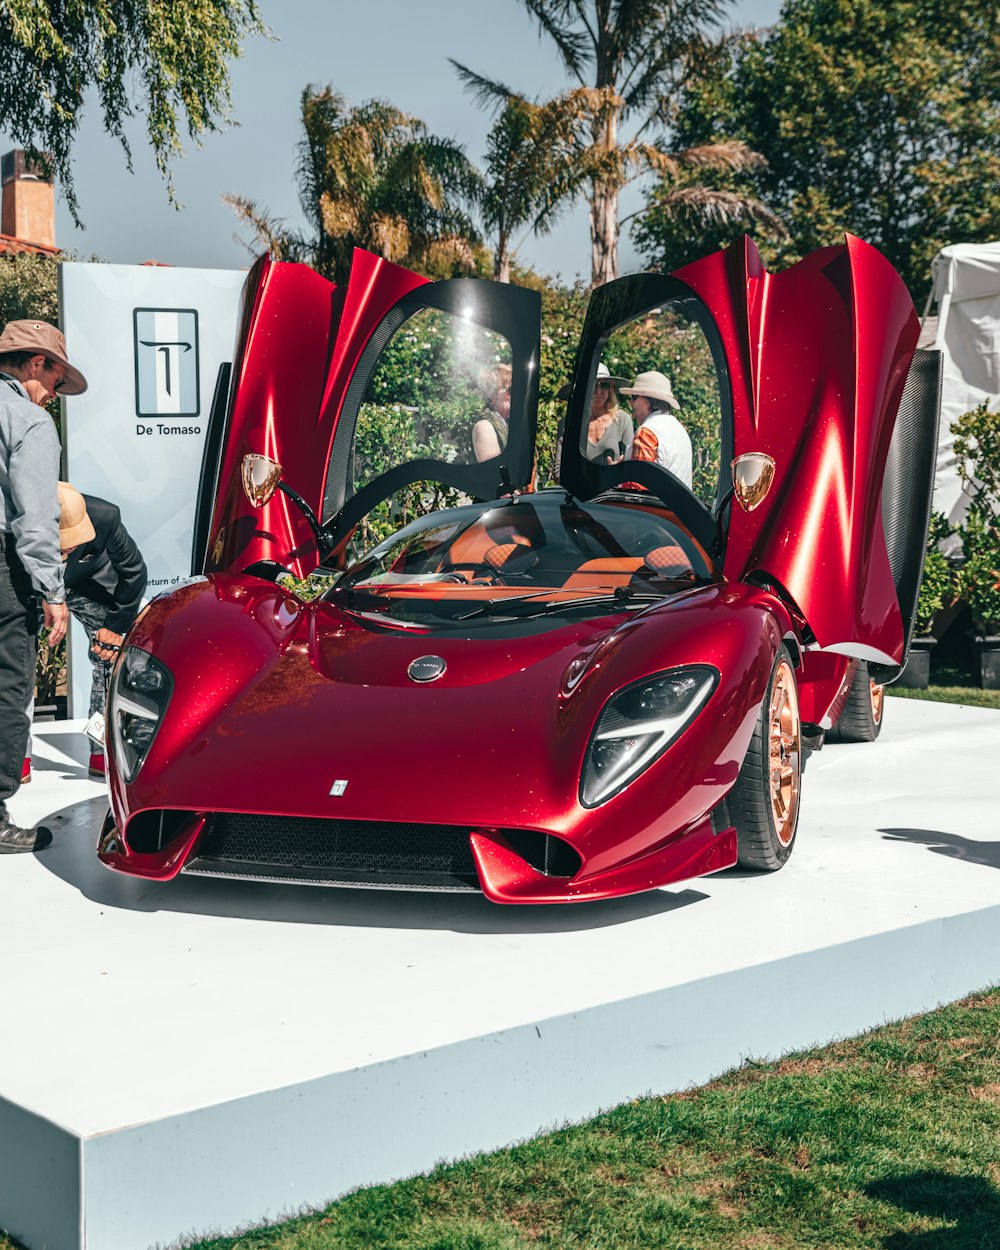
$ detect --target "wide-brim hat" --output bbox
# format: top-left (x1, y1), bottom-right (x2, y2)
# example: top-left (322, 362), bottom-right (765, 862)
top-left (595, 362), bottom-right (629, 388)
top-left (58, 482), bottom-right (96, 549)
top-left (619, 369), bottom-right (680, 409)
top-left (0, 320), bottom-right (88, 395)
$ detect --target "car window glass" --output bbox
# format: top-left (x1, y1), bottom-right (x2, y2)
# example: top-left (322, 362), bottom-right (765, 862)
top-left (583, 302), bottom-right (723, 509)
top-left (334, 496), bottom-right (714, 627)
top-left (351, 307), bottom-right (514, 497)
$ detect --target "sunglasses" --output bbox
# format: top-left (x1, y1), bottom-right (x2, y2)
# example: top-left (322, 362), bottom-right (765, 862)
top-left (41, 358), bottom-right (68, 392)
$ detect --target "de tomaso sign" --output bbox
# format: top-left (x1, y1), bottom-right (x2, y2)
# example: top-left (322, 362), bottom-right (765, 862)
top-left (60, 262), bottom-right (245, 716)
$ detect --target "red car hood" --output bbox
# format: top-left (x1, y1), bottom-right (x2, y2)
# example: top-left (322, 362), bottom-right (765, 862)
top-left (124, 578), bottom-right (633, 830)
top-left (119, 577), bottom-right (752, 838)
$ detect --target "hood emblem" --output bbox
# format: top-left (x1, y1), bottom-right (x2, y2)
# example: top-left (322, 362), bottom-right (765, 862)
top-left (408, 655), bottom-right (446, 683)
top-left (330, 780), bottom-right (348, 796)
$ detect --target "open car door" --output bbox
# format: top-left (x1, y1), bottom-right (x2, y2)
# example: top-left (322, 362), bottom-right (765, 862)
top-left (194, 249), bottom-right (540, 579)
top-left (562, 235), bottom-right (934, 670)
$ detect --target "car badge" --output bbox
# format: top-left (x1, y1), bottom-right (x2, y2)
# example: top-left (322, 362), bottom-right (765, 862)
top-left (329, 780), bottom-right (348, 796)
top-left (408, 655), bottom-right (446, 683)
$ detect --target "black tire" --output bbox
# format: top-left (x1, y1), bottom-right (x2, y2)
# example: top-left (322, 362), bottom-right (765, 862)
top-left (825, 661), bottom-right (884, 743)
top-left (730, 645), bottom-right (802, 871)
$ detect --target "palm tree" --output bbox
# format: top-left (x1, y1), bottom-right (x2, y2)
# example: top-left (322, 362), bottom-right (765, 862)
top-left (476, 90), bottom-right (591, 281)
top-left (458, 0), bottom-right (767, 285)
top-left (225, 86), bottom-right (481, 284)
top-left (625, 140), bottom-right (787, 268)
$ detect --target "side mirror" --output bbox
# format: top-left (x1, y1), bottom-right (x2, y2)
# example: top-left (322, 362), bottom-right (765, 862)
top-left (240, 453), bottom-right (332, 556)
top-left (241, 454), bottom-right (283, 507)
top-left (731, 453), bottom-right (776, 513)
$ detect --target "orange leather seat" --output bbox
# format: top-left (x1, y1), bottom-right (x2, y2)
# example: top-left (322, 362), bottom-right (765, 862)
top-left (643, 544), bottom-right (693, 579)
top-left (562, 557), bottom-right (644, 589)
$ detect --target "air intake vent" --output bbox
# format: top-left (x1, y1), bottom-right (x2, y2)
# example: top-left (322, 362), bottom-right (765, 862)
top-left (188, 813), bottom-right (479, 889)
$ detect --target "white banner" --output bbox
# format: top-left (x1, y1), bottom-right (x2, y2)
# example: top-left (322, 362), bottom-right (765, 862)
top-left (60, 262), bottom-right (246, 717)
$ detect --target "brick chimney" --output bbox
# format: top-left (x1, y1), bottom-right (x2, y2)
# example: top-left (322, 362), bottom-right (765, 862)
top-left (1, 150), bottom-right (56, 249)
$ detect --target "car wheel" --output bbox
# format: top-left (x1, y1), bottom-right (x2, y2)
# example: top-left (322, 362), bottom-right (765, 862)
top-left (730, 645), bottom-right (801, 871)
top-left (826, 661), bottom-right (884, 743)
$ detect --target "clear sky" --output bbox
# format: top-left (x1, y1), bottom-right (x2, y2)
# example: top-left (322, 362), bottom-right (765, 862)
top-left (1, 0), bottom-right (781, 281)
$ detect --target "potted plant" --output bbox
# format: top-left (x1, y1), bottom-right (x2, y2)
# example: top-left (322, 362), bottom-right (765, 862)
top-left (898, 513), bottom-right (955, 688)
top-left (953, 403), bottom-right (1000, 687)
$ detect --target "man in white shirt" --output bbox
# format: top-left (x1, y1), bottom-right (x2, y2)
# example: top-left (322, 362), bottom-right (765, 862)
top-left (620, 370), bottom-right (692, 488)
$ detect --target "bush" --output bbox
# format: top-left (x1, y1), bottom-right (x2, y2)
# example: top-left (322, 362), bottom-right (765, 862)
top-left (957, 506), bottom-right (1000, 636)
top-left (351, 401), bottom-right (471, 552)
top-left (952, 404), bottom-right (1000, 636)
top-left (914, 513), bottom-right (956, 636)
top-left (953, 402), bottom-right (1000, 513)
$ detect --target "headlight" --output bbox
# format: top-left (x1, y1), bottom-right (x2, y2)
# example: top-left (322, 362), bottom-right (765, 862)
top-left (109, 647), bottom-right (173, 782)
top-left (580, 666), bottom-right (718, 806)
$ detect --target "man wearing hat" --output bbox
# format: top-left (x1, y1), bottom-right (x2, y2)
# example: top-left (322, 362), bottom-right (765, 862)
top-left (0, 319), bottom-right (87, 851)
top-left (620, 370), bottom-right (693, 488)
top-left (57, 483), bottom-right (147, 777)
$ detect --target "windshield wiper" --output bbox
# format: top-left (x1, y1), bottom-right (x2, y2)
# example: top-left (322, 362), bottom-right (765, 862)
top-left (456, 584), bottom-right (663, 621)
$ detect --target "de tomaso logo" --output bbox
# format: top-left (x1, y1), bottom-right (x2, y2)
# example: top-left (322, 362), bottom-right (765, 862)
top-left (133, 308), bottom-right (200, 418)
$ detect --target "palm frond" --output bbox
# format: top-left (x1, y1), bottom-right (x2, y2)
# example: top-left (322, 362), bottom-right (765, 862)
top-left (449, 60), bottom-right (520, 112)
top-left (369, 212), bottom-right (412, 263)
top-left (519, 0), bottom-right (591, 81)
top-left (649, 185), bottom-right (787, 234)
top-left (318, 193), bottom-right (361, 240)
top-left (222, 193), bottom-right (304, 261)
top-left (674, 140), bottom-right (768, 174)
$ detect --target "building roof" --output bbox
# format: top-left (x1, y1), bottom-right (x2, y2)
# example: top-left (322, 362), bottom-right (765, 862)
top-left (0, 232), bottom-right (60, 257)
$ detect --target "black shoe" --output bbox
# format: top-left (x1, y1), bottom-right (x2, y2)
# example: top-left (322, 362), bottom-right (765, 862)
top-left (0, 813), bottom-right (53, 853)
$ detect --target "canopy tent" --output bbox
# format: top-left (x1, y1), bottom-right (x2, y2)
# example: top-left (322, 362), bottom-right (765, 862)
top-left (927, 241), bottom-right (1000, 528)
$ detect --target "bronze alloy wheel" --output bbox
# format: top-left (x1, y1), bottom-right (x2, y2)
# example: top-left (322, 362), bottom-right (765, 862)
top-left (769, 657), bottom-right (801, 847)
top-left (729, 643), bottom-right (802, 871)
top-left (869, 678), bottom-right (885, 726)
top-left (826, 659), bottom-right (885, 744)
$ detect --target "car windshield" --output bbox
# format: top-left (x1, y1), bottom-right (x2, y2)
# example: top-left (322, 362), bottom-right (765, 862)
top-left (328, 490), bottom-right (717, 627)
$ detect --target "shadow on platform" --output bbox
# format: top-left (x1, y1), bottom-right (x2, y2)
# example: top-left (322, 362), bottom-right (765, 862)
top-left (880, 828), bottom-right (1000, 871)
top-left (35, 794), bottom-right (708, 934)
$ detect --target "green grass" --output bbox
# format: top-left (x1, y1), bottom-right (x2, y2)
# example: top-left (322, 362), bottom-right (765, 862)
top-left (886, 651), bottom-right (1000, 709)
top-left (888, 683), bottom-right (1000, 709)
top-left (109, 990), bottom-right (998, 1250)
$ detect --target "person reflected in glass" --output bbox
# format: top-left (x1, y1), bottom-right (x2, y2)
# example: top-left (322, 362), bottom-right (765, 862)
top-left (471, 364), bottom-right (513, 462)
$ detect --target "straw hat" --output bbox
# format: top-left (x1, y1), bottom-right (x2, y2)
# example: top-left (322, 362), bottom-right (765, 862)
top-left (58, 482), bottom-right (96, 550)
top-left (619, 369), bottom-right (680, 410)
top-left (0, 320), bottom-right (88, 395)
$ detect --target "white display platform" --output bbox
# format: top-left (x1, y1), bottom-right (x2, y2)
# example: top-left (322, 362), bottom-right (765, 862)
top-left (3, 700), bottom-right (999, 1250)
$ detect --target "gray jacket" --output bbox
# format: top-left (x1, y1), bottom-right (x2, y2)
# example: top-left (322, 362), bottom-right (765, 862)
top-left (0, 374), bottom-right (64, 602)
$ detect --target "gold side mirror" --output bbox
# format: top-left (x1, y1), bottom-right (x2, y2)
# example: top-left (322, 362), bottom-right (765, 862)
top-left (242, 454), bottom-right (283, 507)
top-left (731, 453), bottom-right (776, 513)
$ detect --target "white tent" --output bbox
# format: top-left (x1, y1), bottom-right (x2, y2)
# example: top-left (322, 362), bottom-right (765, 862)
top-left (927, 241), bottom-right (1000, 528)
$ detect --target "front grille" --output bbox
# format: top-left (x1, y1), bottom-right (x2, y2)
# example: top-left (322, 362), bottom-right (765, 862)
top-left (187, 812), bottom-right (480, 889)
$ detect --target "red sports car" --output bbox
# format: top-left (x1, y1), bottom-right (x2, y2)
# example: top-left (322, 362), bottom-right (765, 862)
top-left (98, 236), bottom-right (940, 902)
